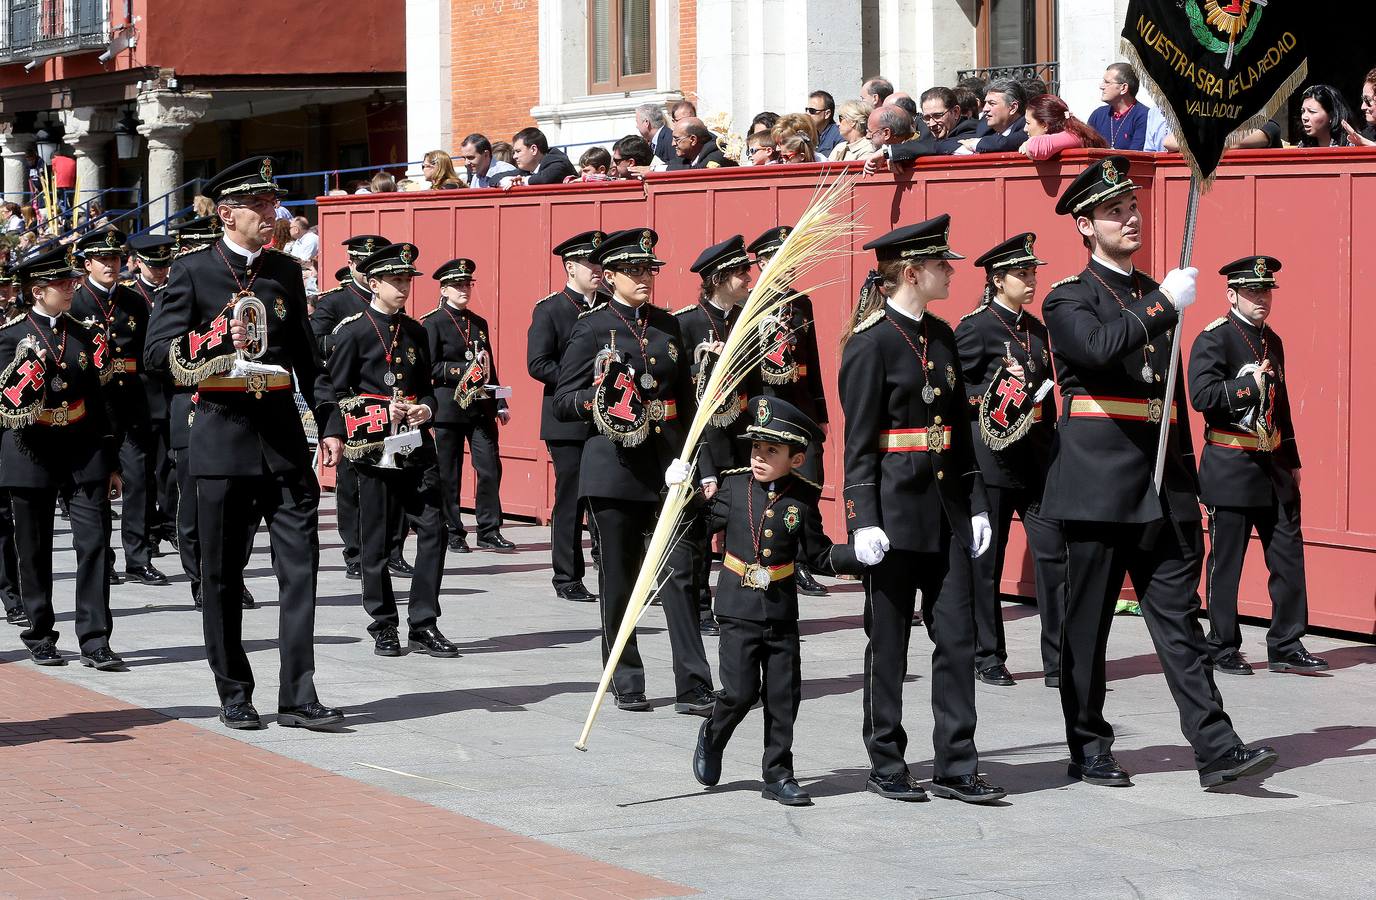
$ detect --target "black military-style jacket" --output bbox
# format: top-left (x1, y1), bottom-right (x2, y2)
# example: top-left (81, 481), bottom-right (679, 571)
top-left (554, 298), bottom-right (697, 503)
top-left (72, 278), bottom-right (152, 425)
top-left (759, 292), bottom-right (829, 427)
top-left (688, 139), bottom-right (739, 169)
top-left (0, 312), bottom-right (117, 488)
top-left (1040, 259), bottom-right (1199, 524)
top-left (125, 276), bottom-right (174, 421)
top-left (839, 304), bottom-right (988, 553)
top-left (954, 301), bottom-right (1056, 492)
top-left (704, 469), bottom-right (863, 621)
top-left (1188, 311), bottom-right (1300, 508)
top-left (325, 306), bottom-right (437, 468)
top-left (674, 300), bottom-right (760, 478)
top-left (144, 240), bottom-right (336, 477)
top-left (422, 303), bottom-right (507, 426)
top-left (527, 285), bottom-right (598, 442)
top-left (311, 278), bottom-right (371, 357)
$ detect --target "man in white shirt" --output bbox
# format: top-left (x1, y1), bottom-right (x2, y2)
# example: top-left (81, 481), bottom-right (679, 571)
top-left (285, 217), bottom-right (319, 266)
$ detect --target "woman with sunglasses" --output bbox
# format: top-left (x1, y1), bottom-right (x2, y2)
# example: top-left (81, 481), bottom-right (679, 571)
top-left (554, 228), bottom-right (714, 714)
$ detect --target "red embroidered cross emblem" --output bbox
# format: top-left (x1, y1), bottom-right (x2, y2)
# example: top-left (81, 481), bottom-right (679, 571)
top-left (344, 405), bottom-right (389, 435)
top-left (2, 360), bottom-right (43, 406)
top-left (990, 376), bottom-right (1028, 427)
top-left (188, 318), bottom-right (228, 358)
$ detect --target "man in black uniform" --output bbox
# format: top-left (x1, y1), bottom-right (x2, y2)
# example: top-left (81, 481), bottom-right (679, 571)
top-left (145, 156), bottom-right (345, 731)
top-left (0, 264), bottom-right (25, 626)
top-left (71, 227), bottom-right (168, 587)
top-left (423, 258), bottom-right (515, 552)
top-left (173, 215), bottom-right (222, 255)
top-left (126, 235), bottom-right (177, 551)
top-left (527, 230), bottom-right (605, 601)
top-left (1188, 255), bottom-right (1328, 676)
top-left (747, 226), bottom-right (831, 597)
top-left (1042, 156), bottom-right (1277, 789)
top-left (951, 233), bottom-right (1065, 687)
top-left (325, 242), bottom-right (458, 658)
top-left (311, 234), bottom-right (410, 580)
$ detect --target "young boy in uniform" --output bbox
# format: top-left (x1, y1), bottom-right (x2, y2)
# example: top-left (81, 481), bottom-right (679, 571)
top-left (670, 395), bottom-right (865, 806)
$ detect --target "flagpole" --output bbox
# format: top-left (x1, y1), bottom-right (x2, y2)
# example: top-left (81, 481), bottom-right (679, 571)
top-left (1151, 175), bottom-right (1200, 493)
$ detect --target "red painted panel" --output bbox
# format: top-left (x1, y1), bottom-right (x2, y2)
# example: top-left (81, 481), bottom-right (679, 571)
top-left (318, 150), bottom-right (1376, 634)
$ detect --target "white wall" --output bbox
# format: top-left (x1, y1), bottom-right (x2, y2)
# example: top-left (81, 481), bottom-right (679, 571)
top-left (1058, 0), bottom-right (1136, 119)
top-left (405, 0), bottom-right (452, 175)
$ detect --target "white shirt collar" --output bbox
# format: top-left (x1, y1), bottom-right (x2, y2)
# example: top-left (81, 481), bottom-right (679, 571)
top-left (221, 234), bottom-right (261, 265)
top-left (885, 300), bottom-right (924, 324)
top-left (1091, 253), bottom-right (1134, 278)
top-left (708, 297), bottom-right (734, 316)
top-left (86, 276), bottom-right (111, 295)
top-left (610, 296), bottom-right (643, 315)
top-left (992, 297), bottom-right (1023, 320)
top-left (1230, 308), bottom-right (1264, 330)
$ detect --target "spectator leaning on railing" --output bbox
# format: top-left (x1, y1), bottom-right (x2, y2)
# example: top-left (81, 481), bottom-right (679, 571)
top-left (1019, 94), bottom-right (1109, 161)
top-left (459, 133), bottom-right (519, 188)
top-left (1345, 69), bottom-right (1376, 146)
top-left (829, 100), bottom-right (876, 161)
top-left (921, 86), bottom-right (979, 154)
top-left (612, 135), bottom-right (654, 178)
top-left (1296, 84), bottom-right (1356, 148)
top-left (745, 129), bottom-right (778, 166)
top-left (772, 113), bottom-right (824, 164)
top-left (1088, 63), bottom-right (1150, 151)
top-left (422, 149), bottom-right (464, 188)
top-left (806, 90), bottom-right (843, 156)
top-left (566, 147), bottom-right (616, 183)
top-left (961, 78), bottom-right (1028, 154)
top-left (510, 127), bottom-right (577, 185)
top-left (672, 117), bottom-right (738, 169)
top-left (635, 102), bottom-right (675, 167)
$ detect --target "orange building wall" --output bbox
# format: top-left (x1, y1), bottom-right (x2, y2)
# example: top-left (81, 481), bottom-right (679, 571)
top-left (679, 0), bottom-right (696, 103)
top-left (449, 0), bottom-right (541, 150)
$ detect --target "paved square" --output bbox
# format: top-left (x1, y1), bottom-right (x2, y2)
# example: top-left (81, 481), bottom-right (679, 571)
top-left (5, 494), bottom-right (1376, 899)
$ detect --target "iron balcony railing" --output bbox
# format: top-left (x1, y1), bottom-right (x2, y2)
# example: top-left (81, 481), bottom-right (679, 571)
top-left (957, 61), bottom-right (1060, 96)
top-left (0, 0), bottom-right (109, 64)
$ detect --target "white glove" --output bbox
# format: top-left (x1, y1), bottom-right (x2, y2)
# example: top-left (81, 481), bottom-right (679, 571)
top-left (854, 526), bottom-right (890, 566)
top-left (969, 513), bottom-right (992, 559)
top-left (1159, 266), bottom-right (1198, 312)
top-left (664, 458), bottom-right (692, 488)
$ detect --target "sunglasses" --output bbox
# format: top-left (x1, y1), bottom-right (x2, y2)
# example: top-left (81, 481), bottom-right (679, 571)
top-left (804, 107), bottom-right (830, 115)
top-left (613, 265), bottom-right (660, 277)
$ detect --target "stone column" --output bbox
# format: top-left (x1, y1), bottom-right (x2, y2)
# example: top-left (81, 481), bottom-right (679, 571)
top-left (60, 106), bottom-right (117, 208)
top-left (406, 0), bottom-right (452, 178)
top-left (136, 90), bottom-right (211, 234)
top-left (0, 123), bottom-right (34, 205)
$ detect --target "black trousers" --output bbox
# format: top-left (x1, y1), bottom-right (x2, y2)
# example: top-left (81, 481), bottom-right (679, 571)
top-left (1061, 518), bottom-right (1239, 767)
top-left (946, 484), bottom-right (1066, 674)
top-left (435, 421), bottom-right (504, 539)
top-left (706, 615), bottom-right (802, 782)
top-left (862, 533), bottom-right (979, 778)
top-left (12, 482), bottom-right (112, 654)
top-left (197, 473), bottom-right (322, 709)
top-left (356, 462), bottom-right (447, 635)
top-left (588, 497), bottom-right (713, 701)
top-left (336, 457), bottom-right (362, 564)
top-left (152, 418), bottom-right (175, 533)
top-left (546, 439), bottom-right (589, 588)
top-left (0, 489), bottom-right (21, 614)
top-left (1206, 500), bottom-right (1308, 660)
top-left (174, 447), bottom-right (201, 595)
top-left (116, 421), bottom-right (157, 568)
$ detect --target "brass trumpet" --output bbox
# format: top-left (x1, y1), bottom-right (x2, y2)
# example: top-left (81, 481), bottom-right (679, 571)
top-left (232, 292), bottom-right (268, 360)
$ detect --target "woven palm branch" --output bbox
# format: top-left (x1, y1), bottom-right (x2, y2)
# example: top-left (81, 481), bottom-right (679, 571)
top-left (575, 167), bottom-right (863, 750)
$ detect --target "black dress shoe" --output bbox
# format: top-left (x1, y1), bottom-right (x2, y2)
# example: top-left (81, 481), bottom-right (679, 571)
top-left (866, 771), bottom-right (930, 801)
top-left (387, 557), bottom-right (415, 577)
top-left (976, 664), bottom-right (1016, 686)
top-left (278, 702), bottom-right (344, 729)
top-left (241, 587), bottom-right (256, 610)
top-left (1200, 744), bottom-right (1279, 789)
top-left (373, 626), bottom-right (402, 657)
top-left (794, 566), bottom-right (828, 597)
top-left (699, 617), bottom-right (720, 636)
top-left (762, 778), bottom-right (812, 806)
top-left (931, 774), bottom-right (1006, 804)
top-left (615, 692), bottom-right (651, 711)
top-left (449, 535), bottom-right (471, 553)
top-left (1213, 650), bottom-right (1253, 675)
top-left (345, 561), bottom-right (362, 580)
top-left (1068, 753), bottom-right (1132, 786)
top-left (125, 564), bottom-right (170, 586)
top-left (6, 607), bottom-right (29, 626)
top-left (476, 532), bottom-right (516, 551)
top-left (555, 582), bottom-right (597, 602)
top-left (1269, 649), bottom-right (1330, 674)
top-left (408, 626), bottom-right (461, 658)
top-left (80, 647), bottom-right (126, 671)
top-left (219, 702), bottom-right (263, 730)
top-left (106, 564), bottom-right (123, 586)
top-left (30, 641), bottom-right (65, 666)
top-left (674, 686), bottom-right (717, 716)
top-left (692, 718), bottom-right (722, 786)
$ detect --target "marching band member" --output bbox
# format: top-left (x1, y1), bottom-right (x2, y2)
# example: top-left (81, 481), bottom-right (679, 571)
top-left (0, 248), bottom-right (122, 668)
top-left (327, 242), bottom-right (457, 658)
top-left (553, 228), bottom-right (715, 713)
top-left (950, 233), bottom-right (1065, 687)
top-left (840, 215), bottom-right (1003, 804)
top-left (126, 235), bottom-right (178, 553)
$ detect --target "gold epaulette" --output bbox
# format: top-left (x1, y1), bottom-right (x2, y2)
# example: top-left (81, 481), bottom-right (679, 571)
top-left (331, 312), bottom-right (364, 335)
top-left (720, 466), bottom-right (751, 476)
top-left (854, 309), bottom-right (884, 333)
top-left (120, 278), bottom-right (136, 287)
top-left (1051, 275), bottom-right (1080, 289)
top-left (673, 304), bottom-right (697, 316)
top-left (173, 244), bottom-right (211, 260)
top-left (0, 315), bottom-right (26, 330)
top-left (533, 291), bottom-right (561, 307)
top-left (419, 307), bottom-right (439, 319)
top-left (317, 285), bottom-right (344, 297)
top-left (959, 306), bottom-right (986, 322)
top-left (577, 302), bottom-right (607, 319)
top-left (1203, 316), bottom-right (1229, 332)
top-left (794, 472), bottom-right (822, 490)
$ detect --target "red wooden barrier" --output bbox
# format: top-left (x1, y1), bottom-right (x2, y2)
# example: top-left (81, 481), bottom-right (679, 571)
top-left (316, 149), bottom-right (1376, 635)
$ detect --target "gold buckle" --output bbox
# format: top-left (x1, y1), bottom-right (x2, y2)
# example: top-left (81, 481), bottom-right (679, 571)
top-left (1147, 399), bottom-right (1164, 424)
top-left (926, 424), bottom-right (944, 453)
top-left (646, 398), bottom-right (665, 421)
top-left (246, 373), bottom-right (267, 398)
top-left (112, 359), bottom-right (126, 374)
top-left (52, 403), bottom-right (69, 426)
